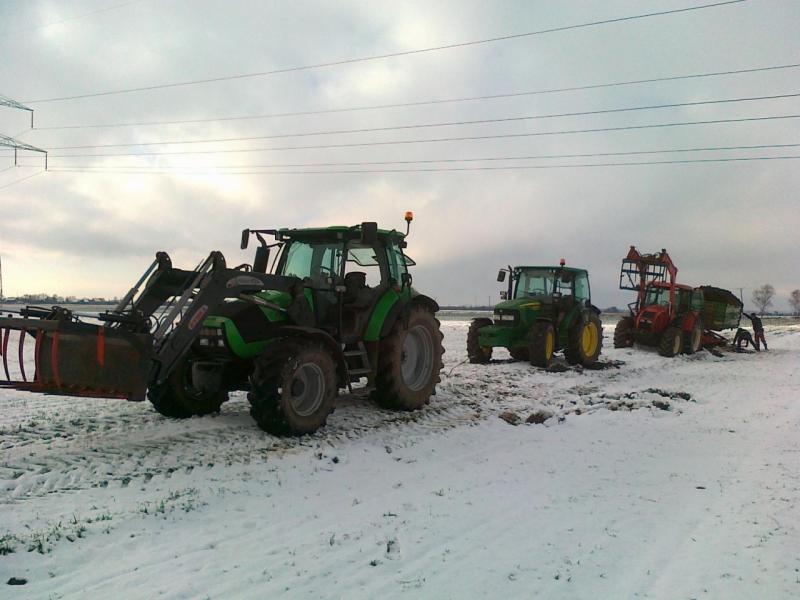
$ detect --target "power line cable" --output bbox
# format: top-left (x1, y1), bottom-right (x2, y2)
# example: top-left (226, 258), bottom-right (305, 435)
top-left (41, 92), bottom-right (800, 150)
top-left (0, 0), bottom-right (148, 39)
top-left (22, 0), bottom-right (746, 104)
top-left (19, 143), bottom-right (799, 170)
top-left (39, 155), bottom-right (800, 175)
top-left (29, 63), bottom-right (800, 132)
top-left (40, 114), bottom-right (800, 158)
top-left (0, 170), bottom-right (45, 190)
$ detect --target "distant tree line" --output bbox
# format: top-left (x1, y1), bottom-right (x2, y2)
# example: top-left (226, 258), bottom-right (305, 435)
top-left (1, 294), bottom-right (118, 305)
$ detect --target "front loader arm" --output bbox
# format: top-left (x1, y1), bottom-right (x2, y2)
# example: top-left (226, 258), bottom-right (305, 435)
top-left (142, 252), bottom-right (306, 388)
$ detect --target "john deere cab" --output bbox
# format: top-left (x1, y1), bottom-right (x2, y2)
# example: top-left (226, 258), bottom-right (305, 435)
top-left (0, 215), bottom-right (444, 437)
top-left (467, 261), bottom-right (602, 368)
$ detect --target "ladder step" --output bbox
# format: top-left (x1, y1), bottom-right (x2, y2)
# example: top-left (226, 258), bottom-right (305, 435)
top-left (343, 350), bottom-right (368, 357)
top-left (348, 368), bottom-right (372, 375)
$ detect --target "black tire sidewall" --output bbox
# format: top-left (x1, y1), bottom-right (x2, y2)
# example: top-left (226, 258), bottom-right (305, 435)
top-left (529, 321), bottom-right (555, 368)
top-left (249, 341), bottom-right (337, 436)
top-left (374, 305), bottom-right (444, 410)
top-left (467, 317), bottom-right (493, 363)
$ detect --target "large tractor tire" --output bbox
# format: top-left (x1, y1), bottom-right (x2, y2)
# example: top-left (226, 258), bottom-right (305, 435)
top-left (508, 347), bottom-right (530, 361)
top-left (248, 339), bottom-right (337, 436)
top-left (148, 353), bottom-right (229, 418)
top-left (683, 316), bottom-right (704, 355)
top-left (467, 318), bottom-right (493, 363)
top-left (373, 305), bottom-right (444, 411)
top-left (564, 313), bottom-right (603, 366)
top-left (529, 321), bottom-right (555, 368)
top-left (613, 316), bottom-right (635, 348)
top-left (659, 326), bottom-right (683, 357)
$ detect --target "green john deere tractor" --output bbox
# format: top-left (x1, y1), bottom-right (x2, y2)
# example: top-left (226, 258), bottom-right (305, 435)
top-left (467, 262), bottom-right (602, 368)
top-left (0, 216), bottom-right (444, 437)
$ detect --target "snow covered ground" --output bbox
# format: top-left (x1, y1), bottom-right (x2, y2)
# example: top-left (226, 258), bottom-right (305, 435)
top-left (2, 314), bottom-right (799, 599)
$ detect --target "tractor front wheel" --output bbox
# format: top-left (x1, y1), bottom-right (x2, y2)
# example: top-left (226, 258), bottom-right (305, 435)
top-left (373, 305), bottom-right (444, 411)
top-left (148, 354), bottom-right (229, 418)
top-left (683, 316), bottom-right (704, 355)
top-left (565, 313), bottom-right (603, 366)
top-left (659, 326), bottom-right (683, 357)
top-left (529, 321), bottom-right (555, 368)
top-left (508, 347), bottom-right (530, 361)
top-left (613, 316), bottom-right (635, 348)
top-left (248, 340), bottom-right (337, 436)
top-left (467, 318), bottom-right (493, 363)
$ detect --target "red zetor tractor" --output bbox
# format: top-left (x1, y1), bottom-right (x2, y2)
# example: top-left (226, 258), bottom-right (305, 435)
top-left (613, 247), bottom-right (704, 357)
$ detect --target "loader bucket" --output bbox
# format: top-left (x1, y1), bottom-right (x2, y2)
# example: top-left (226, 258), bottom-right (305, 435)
top-left (0, 317), bottom-right (153, 400)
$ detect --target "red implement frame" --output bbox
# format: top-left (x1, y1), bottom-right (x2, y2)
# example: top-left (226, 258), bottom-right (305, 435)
top-left (0, 318), bottom-right (152, 400)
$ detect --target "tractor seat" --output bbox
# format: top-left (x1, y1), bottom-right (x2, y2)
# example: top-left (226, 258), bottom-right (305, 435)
top-left (343, 271), bottom-right (372, 307)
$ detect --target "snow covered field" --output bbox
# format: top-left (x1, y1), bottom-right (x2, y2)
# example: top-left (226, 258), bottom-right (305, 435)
top-left (2, 314), bottom-right (799, 599)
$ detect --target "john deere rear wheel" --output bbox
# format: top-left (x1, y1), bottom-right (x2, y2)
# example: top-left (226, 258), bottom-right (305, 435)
top-left (529, 321), bottom-right (555, 368)
top-left (148, 353), bottom-right (229, 418)
top-left (564, 313), bottom-right (603, 366)
top-left (467, 318), bottom-right (493, 364)
top-left (248, 339), bottom-right (337, 436)
top-left (659, 326), bottom-right (683, 357)
top-left (373, 305), bottom-right (444, 411)
top-left (613, 316), bottom-right (635, 348)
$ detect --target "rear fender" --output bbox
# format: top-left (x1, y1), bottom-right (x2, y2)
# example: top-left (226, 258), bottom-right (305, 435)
top-left (375, 293), bottom-right (439, 340)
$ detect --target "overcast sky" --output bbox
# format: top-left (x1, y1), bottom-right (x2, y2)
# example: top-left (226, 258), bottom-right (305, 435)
top-left (1, 0), bottom-right (798, 311)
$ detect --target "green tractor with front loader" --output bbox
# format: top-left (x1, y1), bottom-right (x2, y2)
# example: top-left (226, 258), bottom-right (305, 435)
top-left (0, 215), bottom-right (444, 437)
top-left (467, 261), bottom-right (603, 368)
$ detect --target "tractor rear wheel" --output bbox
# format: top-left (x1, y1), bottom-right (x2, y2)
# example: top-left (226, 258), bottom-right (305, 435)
top-left (248, 339), bottom-right (337, 436)
top-left (529, 321), bottom-right (555, 368)
top-left (467, 318), bottom-right (493, 363)
top-left (148, 353), bottom-right (229, 418)
top-left (683, 316), bottom-right (704, 355)
top-left (659, 326), bottom-right (683, 357)
top-left (508, 347), bottom-right (530, 361)
top-left (613, 316), bottom-right (635, 348)
top-left (564, 313), bottom-right (603, 366)
top-left (373, 305), bottom-right (444, 411)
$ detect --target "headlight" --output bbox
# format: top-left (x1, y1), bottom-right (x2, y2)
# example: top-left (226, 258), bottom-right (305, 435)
top-left (494, 310), bottom-right (520, 325)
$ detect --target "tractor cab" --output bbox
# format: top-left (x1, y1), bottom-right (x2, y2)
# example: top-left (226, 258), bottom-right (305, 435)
top-left (269, 224), bottom-right (415, 342)
top-left (501, 266), bottom-right (591, 309)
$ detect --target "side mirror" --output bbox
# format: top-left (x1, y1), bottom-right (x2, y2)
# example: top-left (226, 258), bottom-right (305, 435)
top-left (500, 291), bottom-right (507, 300)
top-left (253, 246), bottom-right (269, 273)
top-left (497, 270), bottom-right (506, 282)
top-left (361, 222), bottom-right (378, 245)
top-left (240, 229), bottom-right (250, 250)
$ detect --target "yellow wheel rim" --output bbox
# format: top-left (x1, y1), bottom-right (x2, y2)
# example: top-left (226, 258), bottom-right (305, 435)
top-left (481, 347), bottom-right (491, 357)
top-left (581, 323), bottom-right (599, 355)
top-left (545, 331), bottom-right (554, 359)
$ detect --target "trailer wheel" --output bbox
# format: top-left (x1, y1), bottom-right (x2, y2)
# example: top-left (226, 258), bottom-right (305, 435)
top-left (565, 313), bottom-right (603, 366)
top-left (529, 321), bottom-right (555, 368)
top-left (373, 305), bottom-right (444, 411)
top-left (659, 326), bottom-right (683, 357)
top-left (248, 340), bottom-right (337, 436)
top-left (148, 354), bottom-right (229, 418)
top-left (508, 347), bottom-right (530, 361)
top-left (683, 316), bottom-right (704, 355)
top-left (467, 318), bottom-right (493, 363)
top-left (613, 316), bottom-right (635, 348)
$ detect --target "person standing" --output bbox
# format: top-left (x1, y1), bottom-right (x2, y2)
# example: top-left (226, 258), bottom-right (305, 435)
top-left (742, 313), bottom-right (768, 351)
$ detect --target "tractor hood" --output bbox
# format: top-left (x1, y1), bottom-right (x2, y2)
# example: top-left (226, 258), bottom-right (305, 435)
top-left (494, 296), bottom-right (548, 311)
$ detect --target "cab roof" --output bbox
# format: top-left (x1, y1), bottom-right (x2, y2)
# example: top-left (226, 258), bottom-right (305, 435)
top-left (276, 225), bottom-right (404, 242)
top-left (514, 266), bottom-right (588, 275)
